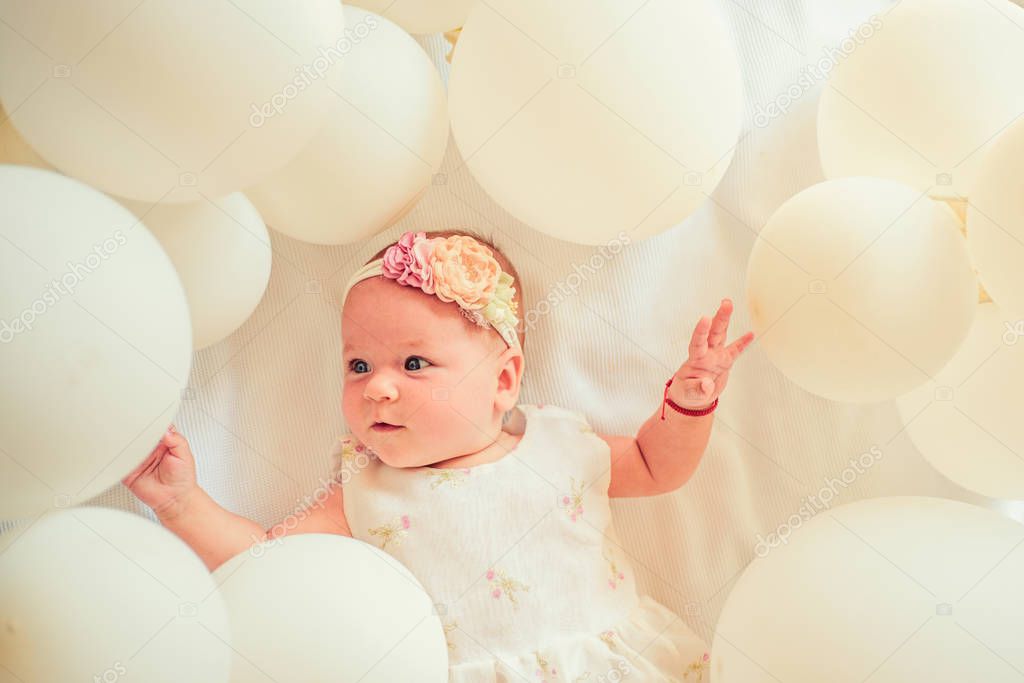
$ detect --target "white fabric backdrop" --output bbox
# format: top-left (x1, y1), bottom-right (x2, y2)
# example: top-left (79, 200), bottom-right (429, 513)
top-left (4, 0), bottom-right (1020, 648)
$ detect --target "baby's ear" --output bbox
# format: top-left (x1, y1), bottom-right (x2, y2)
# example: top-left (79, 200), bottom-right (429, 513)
top-left (494, 346), bottom-right (524, 413)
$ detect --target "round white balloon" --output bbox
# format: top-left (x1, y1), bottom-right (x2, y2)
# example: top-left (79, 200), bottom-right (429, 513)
top-left (746, 177), bottom-right (977, 403)
top-left (211, 534), bottom-right (448, 682)
top-left (448, 0), bottom-right (743, 245)
top-left (0, 165), bottom-right (192, 517)
top-left (967, 115), bottom-right (1024, 321)
top-left (120, 192), bottom-right (273, 349)
top-left (0, 0), bottom-right (347, 202)
top-left (0, 507), bottom-right (231, 682)
top-left (817, 0), bottom-right (1024, 198)
top-left (248, 6), bottom-right (448, 245)
top-left (347, 0), bottom-right (475, 34)
top-left (713, 497), bottom-right (1024, 682)
top-left (896, 302), bottom-right (1024, 500)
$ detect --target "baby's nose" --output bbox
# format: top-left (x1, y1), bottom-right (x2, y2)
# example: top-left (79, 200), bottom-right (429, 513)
top-left (364, 375), bottom-right (399, 402)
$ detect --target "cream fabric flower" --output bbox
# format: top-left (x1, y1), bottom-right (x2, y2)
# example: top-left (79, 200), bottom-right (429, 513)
top-left (482, 271), bottom-right (519, 330)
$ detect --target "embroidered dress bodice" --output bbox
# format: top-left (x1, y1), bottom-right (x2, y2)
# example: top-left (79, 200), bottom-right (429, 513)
top-left (331, 403), bottom-right (710, 682)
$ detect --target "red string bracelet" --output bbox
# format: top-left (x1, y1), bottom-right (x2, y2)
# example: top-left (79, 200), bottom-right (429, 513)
top-left (661, 377), bottom-right (719, 419)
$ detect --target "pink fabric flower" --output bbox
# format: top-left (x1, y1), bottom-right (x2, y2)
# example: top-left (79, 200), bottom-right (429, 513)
top-left (430, 235), bottom-right (499, 310)
top-left (486, 569), bottom-right (495, 580)
top-left (401, 515), bottom-right (410, 529)
top-left (381, 231), bottom-right (436, 293)
top-left (491, 588), bottom-right (502, 598)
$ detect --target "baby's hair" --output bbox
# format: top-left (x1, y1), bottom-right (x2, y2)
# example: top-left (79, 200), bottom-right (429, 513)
top-left (365, 229), bottom-right (527, 352)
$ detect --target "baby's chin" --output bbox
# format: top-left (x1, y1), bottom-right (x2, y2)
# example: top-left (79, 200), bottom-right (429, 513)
top-left (362, 432), bottom-right (431, 469)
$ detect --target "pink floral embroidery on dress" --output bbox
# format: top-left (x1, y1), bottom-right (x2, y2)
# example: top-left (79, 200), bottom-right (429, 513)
top-left (532, 651), bottom-right (558, 682)
top-left (603, 548), bottom-right (626, 589)
top-left (368, 514), bottom-right (411, 549)
top-left (486, 567), bottom-right (530, 607)
top-left (426, 467), bottom-right (472, 489)
top-left (560, 476), bottom-right (585, 521)
top-left (339, 436), bottom-right (378, 460)
top-left (683, 652), bottom-right (710, 681)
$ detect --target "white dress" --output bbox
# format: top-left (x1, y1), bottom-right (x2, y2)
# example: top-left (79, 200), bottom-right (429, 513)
top-left (330, 403), bottom-right (711, 682)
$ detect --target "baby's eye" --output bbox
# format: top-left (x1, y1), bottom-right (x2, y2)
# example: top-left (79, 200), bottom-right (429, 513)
top-left (348, 357), bottom-right (431, 373)
top-left (405, 356), bottom-right (432, 371)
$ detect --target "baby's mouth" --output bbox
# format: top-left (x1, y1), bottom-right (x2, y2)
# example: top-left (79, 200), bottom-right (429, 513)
top-left (371, 422), bottom-right (404, 433)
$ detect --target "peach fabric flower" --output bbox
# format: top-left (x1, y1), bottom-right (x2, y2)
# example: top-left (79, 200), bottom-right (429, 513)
top-left (430, 235), bottom-right (499, 310)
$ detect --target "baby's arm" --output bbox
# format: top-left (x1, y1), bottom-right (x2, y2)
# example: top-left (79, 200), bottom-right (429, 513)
top-left (123, 427), bottom-right (350, 572)
top-left (602, 413), bottom-right (713, 499)
top-left (157, 486), bottom-right (270, 572)
top-left (605, 299), bottom-right (755, 498)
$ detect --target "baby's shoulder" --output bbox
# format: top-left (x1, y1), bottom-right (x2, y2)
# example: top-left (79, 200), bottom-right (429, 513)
top-left (529, 403), bottom-right (597, 433)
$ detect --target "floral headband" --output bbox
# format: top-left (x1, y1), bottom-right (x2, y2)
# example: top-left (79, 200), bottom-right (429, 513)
top-left (341, 231), bottom-right (521, 349)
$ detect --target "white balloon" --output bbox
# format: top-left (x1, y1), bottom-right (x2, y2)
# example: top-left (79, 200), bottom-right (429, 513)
top-left (120, 192), bottom-right (273, 349)
top-left (211, 534), bottom-right (448, 682)
top-left (817, 0), bottom-right (1024, 198)
top-left (347, 0), bottom-right (475, 34)
top-left (0, 507), bottom-right (231, 682)
top-left (896, 302), bottom-right (1024, 500)
top-left (248, 6), bottom-right (448, 245)
top-left (0, 0), bottom-right (347, 202)
top-left (967, 115), bottom-right (1024, 320)
top-left (0, 166), bottom-right (192, 518)
top-left (448, 0), bottom-right (743, 245)
top-left (746, 177), bottom-right (977, 403)
top-left (713, 497), bottom-right (1024, 682)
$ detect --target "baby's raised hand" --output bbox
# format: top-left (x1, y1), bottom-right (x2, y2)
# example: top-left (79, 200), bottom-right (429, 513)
top-left (670, 298), bottom-right (755, 409)
top-left (121, 425), bottom-right (199, 521)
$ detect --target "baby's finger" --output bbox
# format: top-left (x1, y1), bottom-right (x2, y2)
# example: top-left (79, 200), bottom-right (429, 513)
top-left (121, 443), bottom-right (167, 487)
top-left (707, 299), bottom-right (733, 349)
top-left (162, 429), bottom-right (193, 462)
top-left (726, 331), bottom-right (755, 359)
top-left (674, 376), bottom-right (714, 403)
top-left (688, 316), bottom-right (711, 359)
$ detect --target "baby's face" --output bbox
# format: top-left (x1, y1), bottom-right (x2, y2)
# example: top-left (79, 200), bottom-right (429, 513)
top-left (341, 277), bottom-right (522, 468)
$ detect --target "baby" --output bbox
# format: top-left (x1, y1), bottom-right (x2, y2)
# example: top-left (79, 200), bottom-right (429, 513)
top-left (124, 229), bottom-right (754, 681)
